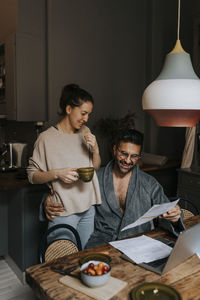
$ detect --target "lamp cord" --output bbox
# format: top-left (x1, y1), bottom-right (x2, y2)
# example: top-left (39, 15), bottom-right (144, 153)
top-left (170, 0), bottom-right (184, 53)
top-left (177, 0), bottom-right (181, 40)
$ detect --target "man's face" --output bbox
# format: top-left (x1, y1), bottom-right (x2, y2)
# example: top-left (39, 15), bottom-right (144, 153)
top-left (113, 142), bottom-right (141, 174)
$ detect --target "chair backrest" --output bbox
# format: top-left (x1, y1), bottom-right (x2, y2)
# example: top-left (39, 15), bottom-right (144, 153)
top-left (181, 208), bottom-right (195, 220)
top-left (39, 224), bottom-right (82, 263)
top-left (169, 196), bottom-right (199, 220)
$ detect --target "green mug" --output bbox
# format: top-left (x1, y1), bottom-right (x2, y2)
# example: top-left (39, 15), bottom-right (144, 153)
top-left (77, 167), bottom-right (94, 182)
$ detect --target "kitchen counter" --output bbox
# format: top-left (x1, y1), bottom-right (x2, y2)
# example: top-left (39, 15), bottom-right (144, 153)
top-left (0, 159), bottom-right (180, 190)
top-left (141, 159), bottom-right (180, 172)
top-left (0, 169), bottom-right (30, 190)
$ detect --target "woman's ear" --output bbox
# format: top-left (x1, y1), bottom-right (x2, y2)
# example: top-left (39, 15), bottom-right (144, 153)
top-left (65, 105), bottom-right (71, 115)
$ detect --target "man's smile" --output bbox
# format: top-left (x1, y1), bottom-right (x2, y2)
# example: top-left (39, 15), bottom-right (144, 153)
top-left (119, 160), bottom-right (134, 169)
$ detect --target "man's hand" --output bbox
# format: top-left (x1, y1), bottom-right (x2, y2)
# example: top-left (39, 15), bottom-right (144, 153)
top-left (44, 190), bottom-right (65, 221)
top-left (160, 205), bottom-right (181, 223)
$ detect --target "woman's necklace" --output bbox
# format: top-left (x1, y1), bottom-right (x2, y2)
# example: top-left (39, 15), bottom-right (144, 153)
top-left (57, 121), bottom-right (75, 134)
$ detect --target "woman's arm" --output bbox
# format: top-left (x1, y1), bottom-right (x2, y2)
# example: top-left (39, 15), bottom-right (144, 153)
top-left (32, 167), bottom-right (79, 184)
top-left (84, 132), bottom-right (101, 170)
top-left (91, 147), bottom-right (101, 170)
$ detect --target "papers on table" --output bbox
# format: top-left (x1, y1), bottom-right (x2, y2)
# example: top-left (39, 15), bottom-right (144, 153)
top-left (109, 235), bottom-right (172, 264)
top-left (121, 199), bottom-right (179, 232)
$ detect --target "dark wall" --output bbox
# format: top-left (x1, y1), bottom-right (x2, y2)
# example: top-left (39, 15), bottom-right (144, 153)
top-left (47, 0), bottom-right (146, 130)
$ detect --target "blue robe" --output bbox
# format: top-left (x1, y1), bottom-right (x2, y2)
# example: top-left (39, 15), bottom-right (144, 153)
top-left (86, 160), bottom-right (184, 248)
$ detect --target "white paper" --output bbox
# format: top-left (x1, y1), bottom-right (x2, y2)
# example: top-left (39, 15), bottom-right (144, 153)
top-left (121, 199), bottom-right (179, 231)
top-left (109, 235), bottom-right (172, 264)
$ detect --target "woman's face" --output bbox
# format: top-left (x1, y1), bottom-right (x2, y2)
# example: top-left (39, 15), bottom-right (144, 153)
top-left (66, 101), bottom-right (93, 130)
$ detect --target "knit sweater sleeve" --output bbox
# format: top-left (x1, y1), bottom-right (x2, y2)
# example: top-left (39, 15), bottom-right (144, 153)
top-left (27, 133), bottom-right (48, 184)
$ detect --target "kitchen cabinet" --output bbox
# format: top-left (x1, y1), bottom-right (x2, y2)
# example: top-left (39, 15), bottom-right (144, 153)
top-left (0, 43), bottom-right (5, 102)
top-left (0, 191), bottom-right (9, 255)
top-left (0, 32), bottom-right (46, 121)
top-left (0, 43), bottom-right (6, 114)
top-left (177, 168), bottom-right (200, 214)
top-left (142, 159), bottom-right (180, 197)
top-left (0, 171), bottom-right (49, 282)
top-left (8, 185), bottom-right (49, 278)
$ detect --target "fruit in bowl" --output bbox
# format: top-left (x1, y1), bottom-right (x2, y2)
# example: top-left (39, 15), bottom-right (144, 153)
top-left (80, 260), bottom-right (111, 287)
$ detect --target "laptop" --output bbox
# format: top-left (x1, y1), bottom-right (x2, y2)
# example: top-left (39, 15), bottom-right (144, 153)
top-left (122, 223), bottom-right (200, 275)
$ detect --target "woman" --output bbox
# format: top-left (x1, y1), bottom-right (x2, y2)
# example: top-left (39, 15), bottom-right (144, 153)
top-left (27, 84), bottom-right (101, 248)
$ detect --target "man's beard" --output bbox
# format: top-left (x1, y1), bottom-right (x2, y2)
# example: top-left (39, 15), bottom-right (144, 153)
top-left (116, 159), bottom-right (135, 174)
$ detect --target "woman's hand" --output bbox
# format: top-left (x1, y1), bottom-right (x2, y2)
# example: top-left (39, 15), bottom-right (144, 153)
top-left (55, 167), bottom-right (79, 183)
top-left (32, 168), bottom-right (78, 184)
top-left (159, 205), bottom-right (181, 223)
top-left (84, 132), bottom-right (101, 170)
top-left (84, 132), bottom-right (99, 154)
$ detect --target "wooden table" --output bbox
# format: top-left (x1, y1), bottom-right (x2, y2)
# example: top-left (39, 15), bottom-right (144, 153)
top-left (26, 215), bottom-right (200, 300)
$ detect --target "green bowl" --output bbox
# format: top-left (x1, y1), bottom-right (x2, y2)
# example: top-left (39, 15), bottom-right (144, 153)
top-left (78, 167), bottom-right (94, 182)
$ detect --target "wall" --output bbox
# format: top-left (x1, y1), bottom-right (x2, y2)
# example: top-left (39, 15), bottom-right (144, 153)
top-left (47, 0), bottom-right (146, 130)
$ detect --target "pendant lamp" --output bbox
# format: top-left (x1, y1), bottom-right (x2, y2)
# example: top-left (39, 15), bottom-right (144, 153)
top-left (142, 0), bottom-right (200, 127)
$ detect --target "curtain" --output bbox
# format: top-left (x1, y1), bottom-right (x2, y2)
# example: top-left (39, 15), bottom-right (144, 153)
top-left (181, 127), bottom-right (196, 168)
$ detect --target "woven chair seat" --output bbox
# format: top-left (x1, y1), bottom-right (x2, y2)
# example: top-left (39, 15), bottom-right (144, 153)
top-left (45, 239), bottom-right (79, 262)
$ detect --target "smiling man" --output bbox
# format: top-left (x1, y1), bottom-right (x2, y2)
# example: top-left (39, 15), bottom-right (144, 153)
top-left (85, 129), bottom-right (184, 248)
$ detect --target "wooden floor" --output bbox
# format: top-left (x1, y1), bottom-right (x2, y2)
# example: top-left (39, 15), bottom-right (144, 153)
top-left (0, 257), bottom-right (38, 300)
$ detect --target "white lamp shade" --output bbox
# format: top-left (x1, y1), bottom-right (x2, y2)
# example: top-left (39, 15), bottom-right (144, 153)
top-left (143, 79), bottom-right (200, 109)
top-left (142, 48), bottom-right (200, 126)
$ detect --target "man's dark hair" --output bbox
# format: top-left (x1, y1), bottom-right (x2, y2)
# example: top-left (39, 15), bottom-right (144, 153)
top-left (115, 129), bottom-right (144, 150)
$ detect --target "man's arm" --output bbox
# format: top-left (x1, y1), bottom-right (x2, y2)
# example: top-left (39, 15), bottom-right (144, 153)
top-left (40, 189), bottom-right (64, 222)
top-left (149, 178), bottom-right (185, 235)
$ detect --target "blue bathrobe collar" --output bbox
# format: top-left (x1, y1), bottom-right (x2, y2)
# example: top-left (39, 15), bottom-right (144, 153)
top-left (101, 159), bottom-right (138, 220)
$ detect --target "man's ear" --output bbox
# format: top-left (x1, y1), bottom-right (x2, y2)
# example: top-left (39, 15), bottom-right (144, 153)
top-left (113, 145), bottom-right (117, 156)
top-left (65, 105), bottom-right (71, 115)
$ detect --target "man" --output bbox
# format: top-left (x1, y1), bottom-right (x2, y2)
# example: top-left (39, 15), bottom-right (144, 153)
top-left (42, 129), bottom-right (184, 248)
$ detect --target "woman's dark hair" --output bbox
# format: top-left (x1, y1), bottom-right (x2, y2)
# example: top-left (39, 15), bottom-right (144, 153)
top-left (59, 84), bottom-right (94, 116)
top-left (115, 129), bottom-right (144, 150)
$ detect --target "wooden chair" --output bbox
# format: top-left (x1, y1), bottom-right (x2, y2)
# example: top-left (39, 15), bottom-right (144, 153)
top-left (181, 208), bottom-right (195, 220)
top-left (39, 224), bottom-right (82, 263)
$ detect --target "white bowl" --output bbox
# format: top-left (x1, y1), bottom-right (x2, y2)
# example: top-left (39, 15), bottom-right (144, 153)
top-left (80, 260), bottom-right (111, 288)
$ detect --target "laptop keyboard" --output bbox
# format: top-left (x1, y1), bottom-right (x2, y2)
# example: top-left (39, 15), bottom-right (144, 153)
top-left (145, 256), bottom-right (169, 268)
top-left (140, 239), bottom-right (175, 272)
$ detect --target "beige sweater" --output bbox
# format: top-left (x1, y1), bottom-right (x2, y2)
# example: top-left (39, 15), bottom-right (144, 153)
top-left (27, 126), bottom-right (101, 216)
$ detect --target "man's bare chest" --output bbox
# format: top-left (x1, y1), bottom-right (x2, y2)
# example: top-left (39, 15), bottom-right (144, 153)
top-left (113, 178), bottom-right (130, 211)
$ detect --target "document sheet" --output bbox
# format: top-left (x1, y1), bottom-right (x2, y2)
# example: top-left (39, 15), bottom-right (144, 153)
top-left (110, 235), bottom-right (172, 264)
top-left (121, 199), bottom-right (179, 231)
